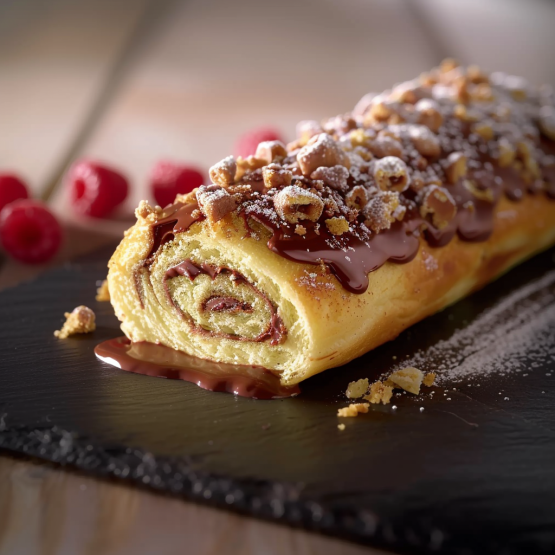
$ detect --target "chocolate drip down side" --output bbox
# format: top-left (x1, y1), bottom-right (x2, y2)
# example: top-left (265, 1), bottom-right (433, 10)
top-left (95, 337), bottom-right (299, 400)
top-left (163, 259), bottom-right (286, 345)
top-left (144, 152), bottom-right (540, 296)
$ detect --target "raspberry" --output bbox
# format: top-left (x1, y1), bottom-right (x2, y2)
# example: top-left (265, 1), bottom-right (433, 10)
top-left (0, 174), bottom-right (29, 211)
top-left (234, 127), bottom-right (284, 159)
top-left (69, 160), bottom-right (129, 218)
top-left (150, 161), bottom-right (205, 207)
top-left (0, 200), bottom-right (63, 264)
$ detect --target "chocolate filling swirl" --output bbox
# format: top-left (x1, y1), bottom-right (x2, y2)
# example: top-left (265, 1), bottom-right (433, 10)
top-left (163, 259), bottom-right (286, 345)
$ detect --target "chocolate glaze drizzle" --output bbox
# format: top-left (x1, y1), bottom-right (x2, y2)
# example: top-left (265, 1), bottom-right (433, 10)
top-left (95, 337), bottom-right (299, 399)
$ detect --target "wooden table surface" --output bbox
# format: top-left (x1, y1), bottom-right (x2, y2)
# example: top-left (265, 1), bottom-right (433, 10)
top-left (1, 0), bottom-right (554, 552)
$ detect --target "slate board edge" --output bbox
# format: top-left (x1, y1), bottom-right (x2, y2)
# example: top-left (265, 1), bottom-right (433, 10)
top-left (0, 418), bottom-right (439, 555)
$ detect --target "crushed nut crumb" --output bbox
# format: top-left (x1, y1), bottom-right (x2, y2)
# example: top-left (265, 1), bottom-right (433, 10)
top-left (337, 403), bottom-right (370, 417)
top-left (96, 280), bottom-right (110, 302)
top-left (54, 306), bottom-right (96, 339)
top-left (345, 378), bottom-right (369, 399)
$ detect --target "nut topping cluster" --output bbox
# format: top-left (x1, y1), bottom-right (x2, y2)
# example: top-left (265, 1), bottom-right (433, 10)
top-left (179, 60), bottom-right (555, 244)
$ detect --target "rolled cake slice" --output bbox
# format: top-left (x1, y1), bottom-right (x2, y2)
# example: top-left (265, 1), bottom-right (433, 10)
top-left (108, 61), bottom-right (555, 386)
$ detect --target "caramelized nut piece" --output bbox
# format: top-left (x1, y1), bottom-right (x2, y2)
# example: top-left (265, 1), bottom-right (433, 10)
top-left (262, 164), bottom-right (293, 189)
top-left (54, 306), bottom-right (96, 339)
top-left (353, 92), bottom-right (377, 116)
top-left (349, 128), bottom-right (374, 148)
top-left (96, 280), bottom-right (110, 302)
top-left (363, 191), bottom-right (406, 233)
top-left (310, 165), bottom-right (349, 192)
top-left (440, 58), bottom-right (458, 73)
top-left (408, 125), bottom-right (441, 157)
top-left (365, 381), bottom-right (393, 405)
top-left (471, 83), bottom-right (494, 102)
top-left (255, 140), bottom-right (288, 163)
top-left (337, 403), bottom-right (369, 417)
top-left (345, 185), bottom-right (369, 210)
top-left (467, 64), bottom-right (488, 84)
top-left (235, 156), bottom-right (267, 180)
top-left (209, 155), bottom-right (236, 186)
top-left (504, 75), bottom-right (528, 101)
top-left (497, 138), bottom-right (516, 167)
top-left (273, 185), bottom-right (324, 224)
top-left (367, 99), bottom-right (392, 122)
top-left (473, 122), bottom-right (494, 141)
top-left (296, 120), bottom-right (323, 144)
top-left (539, 106), bottom-right (555, 140)
top-left (419, 185), bottom-right (457, 229)
top-left (388, 367), bottom-right (423, 395)
top-left (517, 140), bottom-right (541, 179)
top-left (445, 152), bottom-right (467, 184)
top-left (373, 156), bottom-right (411, 192)
top-left (369, 135), bottom-right (404, 158)
top-left (346, 378), bottom-right (370, 399)
top-left (135, 200), bottom-right (163, 222)
top-left (325, 216), bottom-right (349, 235)
top-left (462, 179), bottom-right (495, 202)
top-left (415, 98), bottom-right (443, 132)
top-left (196, 185), bottom-right (238, 223)
top-left (297, 133), bottom-right (350, 176)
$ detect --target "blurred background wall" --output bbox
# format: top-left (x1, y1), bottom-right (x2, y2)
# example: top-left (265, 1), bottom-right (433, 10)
top-left (1, 0), bottom-right (554, 208)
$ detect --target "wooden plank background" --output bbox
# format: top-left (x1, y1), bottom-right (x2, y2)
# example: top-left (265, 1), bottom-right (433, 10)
top-left (1, 0), bottom-right (554, 552)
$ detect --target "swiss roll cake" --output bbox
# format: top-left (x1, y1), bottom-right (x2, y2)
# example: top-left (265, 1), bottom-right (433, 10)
top-left (108, 60), bottom-right (555, 385)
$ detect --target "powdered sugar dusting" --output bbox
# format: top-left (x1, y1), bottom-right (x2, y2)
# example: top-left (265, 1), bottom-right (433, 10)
top-left (390, 271), bottom-right (555, 385)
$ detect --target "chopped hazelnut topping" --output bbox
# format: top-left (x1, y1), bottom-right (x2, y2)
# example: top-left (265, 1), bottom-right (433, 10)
top-left (235, 156), bottom-right (267, 180)
top-left (294, 224), bottom-right (306, 236)
top-left (262, 164), bottom-right (293, 189)
top-left (363, 191), bottom-right (405, 233)
top-left (337, 403), bottom-right (369, 417)
top-left (349, 128), bottom-right (373, 148)
top-left (273, 185), bottom-right (324, 224)
top-left (209, 155), bottom-right (237, 186)
top-left (255, 140), bottom-right (288, 163)
top-left (196, 185), bottom-right (238, 223)
top-left (325, 216), bottom-right (349, 235)
top-left (473, 122), bottom-right (494, 141)
top-left (54, 306), bottom-right (96, 339)
top-left (445, 152), bottom-right (467, 184)
top-left (296, 120), bottom-right (323, 144)
top-left (367, 98), bottom-right (392, 122)
top-left (346, 378), bottom-right (370, 399)
top-left (440, 58), bottom-right (458, 73)
top-left (345, 185), bottom-right (369, 210)
top-left (369, 135), bottom-right (404, 159)
top-left (337, 423), bottom-right (346, 431)
top-left (364, 381), bottom-right (393, 405)
top-left (423, 372), bottom-right (436, 387)
top-left (96, 280), bottom-right (110, 302)
top-left (407, 125), bottom-right (441, 158)
top-left (497, 138), bottom-right (516, 167)
top-left (415, 98), bottom-right (443, 132)
top-left (419, 185), bottom-right (457, 229)
top-left (388, 367), bottom-right (424, 395)
top-left (135, 200), bottom-right (162, 222)
top-left (463, 179), bottom-right (494, 202)
top-left (297, 133), bottom-right (350, 176)
top-left (373, 156), bottom-right (411, 192)
top-left (310, 165), bottom-right (349, 192)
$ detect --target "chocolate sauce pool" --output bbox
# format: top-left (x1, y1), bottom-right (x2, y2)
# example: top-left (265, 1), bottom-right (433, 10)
top-left (95, 337), bottom-right (299, 400)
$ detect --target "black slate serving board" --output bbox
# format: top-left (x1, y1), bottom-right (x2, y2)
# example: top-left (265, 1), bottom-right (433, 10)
top-left (1, 245), bottom-right (555, 555)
